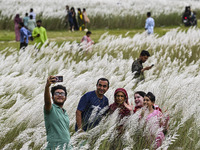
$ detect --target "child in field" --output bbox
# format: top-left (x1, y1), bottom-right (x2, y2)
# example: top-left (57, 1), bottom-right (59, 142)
top-left (81, 31), bottom-right (94, 53)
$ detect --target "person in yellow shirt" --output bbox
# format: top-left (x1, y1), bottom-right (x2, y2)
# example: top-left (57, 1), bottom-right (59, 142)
top-left (32, 20), bottom-right (48, 49)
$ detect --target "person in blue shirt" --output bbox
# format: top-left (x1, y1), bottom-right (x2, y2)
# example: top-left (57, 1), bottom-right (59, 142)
top-left (19, 22), bottom-right (29, 49)
top-left (75, 78), bottom-right (110, 132)
top-left (145, 12), bottom-right (155, 34)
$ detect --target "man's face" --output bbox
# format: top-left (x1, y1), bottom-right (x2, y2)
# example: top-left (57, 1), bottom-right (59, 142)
top-left (140, 55), bottom-right (149, 63)
top-left (37, 22), bottom-right (41, 27)
top-left (52, 89), bottom-right (66, 105)
top-left (96, 80), bottom-right (109, 96)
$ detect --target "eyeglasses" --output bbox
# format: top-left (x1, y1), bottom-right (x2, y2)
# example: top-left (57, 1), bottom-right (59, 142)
top-left (54, 92), bottom-right (65, 96)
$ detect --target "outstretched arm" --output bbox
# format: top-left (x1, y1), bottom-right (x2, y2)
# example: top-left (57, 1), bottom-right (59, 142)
top-left (44, 76), bottom-right (56, 111)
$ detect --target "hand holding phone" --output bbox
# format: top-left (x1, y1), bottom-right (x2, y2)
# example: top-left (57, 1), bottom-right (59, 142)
top-left (55, 76), bottom-right (63, 82)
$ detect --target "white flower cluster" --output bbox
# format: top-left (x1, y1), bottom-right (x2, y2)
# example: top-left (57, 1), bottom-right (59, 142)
top-left (0, 0), bottom-right (200, 18)
top-left (0, 27), bottom-right (200, 149)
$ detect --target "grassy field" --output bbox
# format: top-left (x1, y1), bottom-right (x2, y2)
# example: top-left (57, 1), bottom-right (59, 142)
top-left (0, 23), bottom-right (197, 51)
top-left (0, 22), bottom-right (200, 149)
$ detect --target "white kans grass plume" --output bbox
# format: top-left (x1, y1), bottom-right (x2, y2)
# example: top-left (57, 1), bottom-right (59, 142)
top-left (0, 28), bottom-right (200, 149)
top-left (1, 0), bottom-right (200, 18)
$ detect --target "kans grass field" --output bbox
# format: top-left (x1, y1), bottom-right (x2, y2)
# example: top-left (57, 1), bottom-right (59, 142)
top-left (0, 0), bottom-right (200, 149)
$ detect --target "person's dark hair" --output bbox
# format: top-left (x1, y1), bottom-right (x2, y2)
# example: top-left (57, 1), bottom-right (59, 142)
top-left (134, 91), bottom-right (146, 97)
top-left (30, 8), bottom-right (33, 12)
top-left (36, 20), bottom-right (42, 23)
top-left (147, 12), bottom-right (151, 17)
top-left (86, 31), bottom-right (92, 35)
top-left (146, 92), bottom-right (155, 103)
top-left (71, 7), bottom-right (75, 12)
top-left (29, 15), bottom-right (33, 19)
top-left (25, 13), bottom-right (28, 16)
top-left (140, 50), bottom-right (150, 57)
top-left (51, 85), bottom-right (67, 97)
top-left (19, 22), bottom-right (24, 27)
top-left (96, 78), bottom-right (109, 88)
top-left (83, 8), bottom-right (86, 11)
top-left (78, 8), bottom-right (81, 12)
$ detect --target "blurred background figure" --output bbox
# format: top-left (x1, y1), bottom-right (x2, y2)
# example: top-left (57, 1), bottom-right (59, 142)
top-left (23, 13), bottom-right (29, 28)
top-left (14, 14), bottom-right (22, 41)
top-left (81, 31), bottom-right (94, 53)
top-left (77, 8), bottom-right (84, 31)
top-left (32, 20), bottom-right (48, 49)
top-left (65, 5), bottom-right (70, 30)
top-left (83, 8), bottom-right (90, 31)
top-left (71, 7), bottom-right (79, 31)
top-left (182, 6), bottom-right (197, 26)
top-left (29, 8), bottom-right (36, 20)
top-left (145, 12), bottom-right (155, 34)
top-left (68, 7), bottom-right (74, 32)
top-left (27, 15), bottom-right (36, 33)
top-left (18, 22), bottom-right (29, 49)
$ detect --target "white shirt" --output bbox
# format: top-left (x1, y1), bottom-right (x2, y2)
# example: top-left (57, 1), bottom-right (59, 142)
top-left (145, 17), bottom-right (155, 34)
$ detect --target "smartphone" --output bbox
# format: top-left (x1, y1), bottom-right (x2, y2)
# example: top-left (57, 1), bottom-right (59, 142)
top-left (55, 76), bottom-right (63, 82)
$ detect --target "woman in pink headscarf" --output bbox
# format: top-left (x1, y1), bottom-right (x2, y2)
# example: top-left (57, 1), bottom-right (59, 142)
top-left (109, 88), bottom-right (130, 119)
top-left (109, 88), bottom-right (131, 134)
top-left (14, 14), bottom-right (22, 41)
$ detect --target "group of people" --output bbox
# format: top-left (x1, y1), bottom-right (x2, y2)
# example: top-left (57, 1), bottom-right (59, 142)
top-left (182, 6), bottom-right (197, 26)
top-left (44, 56), bottom-right (169, 149)
top-left (14, 8), bottom-right (48, 49)
top-left (66, 5), bottom-right (90, 32)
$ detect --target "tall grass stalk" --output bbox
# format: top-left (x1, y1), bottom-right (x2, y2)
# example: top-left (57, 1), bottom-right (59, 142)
top-left (0, 28), bottom-right (200, 149)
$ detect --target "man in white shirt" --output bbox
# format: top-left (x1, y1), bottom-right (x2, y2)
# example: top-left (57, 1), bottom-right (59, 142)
top-left (29, 8), bottom-right (36, 20)
top-left (145, 12), bottom-right (155, 34)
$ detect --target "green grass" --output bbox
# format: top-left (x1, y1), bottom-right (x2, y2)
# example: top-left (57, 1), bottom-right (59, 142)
top-left (1, 23), bottom-right (199, 52)
top-left (0, 122), bottom-right (28, 149)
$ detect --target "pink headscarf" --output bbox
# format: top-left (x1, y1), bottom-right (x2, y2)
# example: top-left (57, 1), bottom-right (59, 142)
top-left (109, 88), bottom-right (130, 118)
top-left (14, 14), bottom-right (22, 24)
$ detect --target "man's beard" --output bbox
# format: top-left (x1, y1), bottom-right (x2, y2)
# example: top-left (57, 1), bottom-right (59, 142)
top-left (53, 100), bottom-right (64, 106)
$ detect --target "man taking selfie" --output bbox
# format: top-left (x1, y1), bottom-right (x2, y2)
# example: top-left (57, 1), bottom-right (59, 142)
top-left (44, 76), bottom-right (70, 149)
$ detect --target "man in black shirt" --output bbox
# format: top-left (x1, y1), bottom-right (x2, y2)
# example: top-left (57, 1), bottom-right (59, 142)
top-left (132, 50), bottom-right (153, 79)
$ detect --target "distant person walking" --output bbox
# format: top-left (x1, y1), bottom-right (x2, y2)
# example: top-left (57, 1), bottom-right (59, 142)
top-left (14, 14), bottom-right (22, 41)
top-left (27, 15), bottom-right (36, 32)
top-left (29, 8), bottom-right (36, 20)
top-left (71, 7), bottom-right (79, 31)
top-left (83, 8), bottom-right (90, 30)
top-left (19, 22), bottom-right (30, 49)
top-left (65, 5), bottom-right (70, 30)
top-left (32, 20), bottom-right (48, 49)
top-left (77, 8), bottom-right (84, 31)
top-left (23, 13), bottom-right (29, 28)
top-left (145, 12), bottom-right (155, 34)
top-left (131, 50), bottom-right (153, 80)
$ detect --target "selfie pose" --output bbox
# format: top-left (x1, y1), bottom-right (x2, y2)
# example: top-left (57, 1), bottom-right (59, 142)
top-left (44, 75), bottom-right (70, 150)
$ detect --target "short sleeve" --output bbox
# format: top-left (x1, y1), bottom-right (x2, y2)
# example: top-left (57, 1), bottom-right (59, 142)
top-left (77, 93), bottom-right (90, 112)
